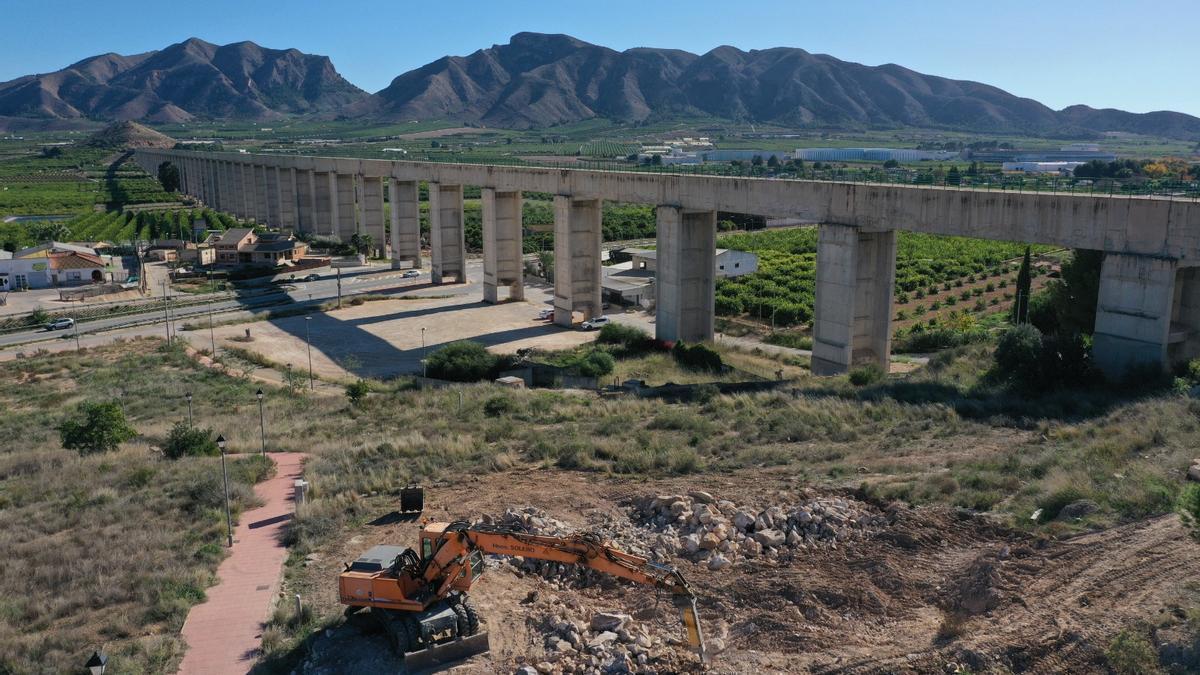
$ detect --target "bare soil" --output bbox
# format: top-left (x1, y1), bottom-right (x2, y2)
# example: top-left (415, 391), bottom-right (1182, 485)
top-left (286, 469), bottom-right (1200, 674)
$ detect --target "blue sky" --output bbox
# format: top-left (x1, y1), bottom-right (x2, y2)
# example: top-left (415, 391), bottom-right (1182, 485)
top-left (3, 0), bottom-right (1197, 116)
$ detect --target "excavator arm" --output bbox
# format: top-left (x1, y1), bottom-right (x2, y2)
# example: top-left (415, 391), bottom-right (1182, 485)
top-left (424, 524), bottom-right (708, 663)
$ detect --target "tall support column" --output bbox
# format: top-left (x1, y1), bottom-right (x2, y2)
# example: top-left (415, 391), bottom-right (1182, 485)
top-left (359, 176), bottom-right (385, 256)
top-left (811, 224), bottom-right (897, 375)
top-left (265, 165), bottom-right (281, 227)
top-left (235, 164), bottom-right (251, 219)
top-left (335, 173), bottom-right (356, 240)
top-left (314, 172), bottom-right (333, 235)
top-left (256, 165), bottom-right (272, 224)
top-left (553, 196), bottom-right (603, 327)
top-left (220, 162), bottom-right (234, 213)
top-left (429, 182), bottom-right (466, 284)
top-left (482, 188), bottom-right (524, 303)
top-left (389, 179), bottom-right (421, 269)
top-left (277, 167), bottom-right (297, 231)
top-left (295, 169), bottom-right (316, 234)
top-left (656, 206), bottom-right (716, 343)
top-left (1093, 253), bottom-right (1178, 377)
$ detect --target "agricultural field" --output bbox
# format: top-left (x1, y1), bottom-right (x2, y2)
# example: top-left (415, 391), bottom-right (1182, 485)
top-left (0, 146), bottom-right (179, 217)
top-left (714, 227), bottom-right (1050, 327)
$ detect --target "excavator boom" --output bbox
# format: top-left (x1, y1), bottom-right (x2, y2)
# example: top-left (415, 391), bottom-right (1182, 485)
top-left (422, 523), bottom-right (709, 663)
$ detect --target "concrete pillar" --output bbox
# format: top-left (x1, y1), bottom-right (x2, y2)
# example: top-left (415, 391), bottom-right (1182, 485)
top-left (553, 196), bottom-right (603, 327)
top-left (219, 162), bottom-right (233, 213)
top-left (257, 165), bottom-right (273, 224)
top-left (482, 188), bottom-right (524, 303)
top-left (428, 182), bottom-right (466, 284)
top-left (811, 224), bottom-right (897, 375)
top-left (1171, 266), bottom-right (1200, 365)
top-left (295, 169), bottom-right (316, 234)
top-left (1093, 253), bottom-right (1178, 377)
top-left (235, 164), bottom-right (250, 219)
top-left (656, 206), bottom-right (716, 343)
top-left (359, 176), bottom-right (386, 256)
top-left (265, 165), bottom-right (281, 227)
top-left (314, 172), bottom-right (333, 235)
top-left (389, 179), bottom-right (421, 269)
top-left (277, 167), bottom-right (297, 232)
top-left (335, 173), bottom-right (356, 240)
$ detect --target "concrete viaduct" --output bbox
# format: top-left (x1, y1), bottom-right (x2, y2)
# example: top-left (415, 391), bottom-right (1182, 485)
top-left (132, 149), bottom-right (1200, 378)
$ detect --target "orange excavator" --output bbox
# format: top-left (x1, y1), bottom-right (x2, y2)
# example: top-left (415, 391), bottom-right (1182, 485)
top-left (340, 519), bottom-right (708, 669)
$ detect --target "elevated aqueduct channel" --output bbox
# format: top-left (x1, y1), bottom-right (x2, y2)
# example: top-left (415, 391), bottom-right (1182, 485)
top-left (134, 149), bottom-right (1200, 378)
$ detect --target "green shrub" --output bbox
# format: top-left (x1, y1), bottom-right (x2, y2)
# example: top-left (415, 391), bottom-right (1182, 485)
top-left (994, 324), bottom-right (1043, 378)
top-left (848, 363), bottom-right (884, 386)
top-left (59, 402), bottom-right (136, 454)
top-left (597, 323), bottom-right (653, 351)
top-left (1105, 629), bottom-right (1162, 675)
top-left (576, 350), bottom-right (615, 378)
top-left (894, 327), bottom-right (987, 353)
top-left (345, 380), bottom-right (371, 405)
top-left (483, 394), bottom-right (515, 417)
top-left (163, 422), bottom-right (218, 459)
top-left (1180, 483), bottom-right (1200, 540)
top-left (426, 341), bottom-right (500, 382)
top-left (672, 342), bottom-right (722, 371)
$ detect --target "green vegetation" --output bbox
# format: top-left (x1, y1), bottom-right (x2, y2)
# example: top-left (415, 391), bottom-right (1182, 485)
top-left (58, 401), bottom-right (137, 454)
top-left (0, 340), bottom-right (280, 673)
top-left (714, 228), bottom-right (1043, 327)
top-left (0, 147), bottom-right (178, 216)
top-left (345, 379), bottom-right (371, 405)
top-left (1105, 628), bottom-right (1162, 675)
top-left (425, 341), bottom-right (507, 382)
top-left (163, 421), bottom-right (219, 458)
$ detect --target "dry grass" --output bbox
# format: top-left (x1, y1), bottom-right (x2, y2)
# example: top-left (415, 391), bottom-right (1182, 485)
top-left (3, 335), bottom-right (1198, 672)
top-left (0, 340), bottom-right (277, 674)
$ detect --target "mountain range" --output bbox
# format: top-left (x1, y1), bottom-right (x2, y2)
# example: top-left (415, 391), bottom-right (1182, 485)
top-left (2, 33), bottom-right (1198, 140)
top-left (0, 38), bottom-right (366, 124)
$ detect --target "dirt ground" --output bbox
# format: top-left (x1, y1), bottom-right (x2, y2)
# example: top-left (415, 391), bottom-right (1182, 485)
top-left (210, 294), bottom-right (596, 380)
top-left (286, 469), bottom-right (1200, 674)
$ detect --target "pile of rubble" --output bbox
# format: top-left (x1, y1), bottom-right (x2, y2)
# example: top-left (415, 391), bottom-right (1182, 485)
top-left (627, 490), bottom-right (890, 569)
top-left (478, 507), bottom-right (656, 586)
top-left (515, 609), bottom-right (707, 675)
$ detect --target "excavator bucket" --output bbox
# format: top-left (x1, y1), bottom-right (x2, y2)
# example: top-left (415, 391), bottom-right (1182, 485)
top-left (675, 594), bottom-right (709, 664)
top-left (399, 486), bottom-right (424, 514)
top-left (403, 632), bottom-right (490, 672)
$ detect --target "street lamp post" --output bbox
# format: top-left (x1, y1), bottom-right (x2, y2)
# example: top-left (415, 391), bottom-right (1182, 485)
top-left (73, 313), bottom-right (81, 351)
top-left (304, 316), bottom-right (314, 391)
top-left (421, 326), bottom-right (427, 377)
top-left (185, 392), bottom-right (193, 427)
top-left (336, 267), bottom-right (342, 309)
top-left (217, 435), bottom-right (233, 547)
top-left (256, 389), bottom-right (266, 455)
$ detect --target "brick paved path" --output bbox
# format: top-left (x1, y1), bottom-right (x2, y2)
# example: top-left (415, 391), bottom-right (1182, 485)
top-left (177, 452), bottom-right (306, 674)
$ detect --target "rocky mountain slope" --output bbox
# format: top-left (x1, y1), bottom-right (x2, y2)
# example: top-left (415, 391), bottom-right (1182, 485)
top-left (367, 32), bottom-right (1200, 138)
top-left (0, 38), bottom-right (367, 123)
top-left (3, 33), bottom-right (1197, 140)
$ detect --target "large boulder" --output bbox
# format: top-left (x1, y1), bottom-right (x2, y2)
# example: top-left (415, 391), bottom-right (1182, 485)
top-left (590, 612), bottom-right (632, 632)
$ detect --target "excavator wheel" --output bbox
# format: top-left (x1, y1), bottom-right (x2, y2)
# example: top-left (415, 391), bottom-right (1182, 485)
top-left (451, 602), bottom-right (469, 638)
top-left (460, 594), bottom-right (481, 636)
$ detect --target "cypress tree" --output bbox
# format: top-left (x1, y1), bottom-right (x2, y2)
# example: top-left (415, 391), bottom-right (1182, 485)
top-left (1012, 246), bottom-right (1032, 324)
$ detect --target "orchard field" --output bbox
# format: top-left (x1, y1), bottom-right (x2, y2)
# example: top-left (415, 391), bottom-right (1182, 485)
top-left (715, 227), bottom-right (1052, 327)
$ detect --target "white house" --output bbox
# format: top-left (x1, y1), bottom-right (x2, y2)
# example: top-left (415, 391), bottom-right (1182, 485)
top-left (601, 248), bottom-right (758, 305)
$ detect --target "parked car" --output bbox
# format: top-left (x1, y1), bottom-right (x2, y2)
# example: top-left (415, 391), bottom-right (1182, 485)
top-left (536, 308), bottom-right (554, 320)
top-left (580, 316), bottom-right (611, 330)
top-left (302, 273), bottom-right (322, 282)
top-left (45, 317), bottom-right (75, 331)
top-left (401, 270), bottom-right (421, 278)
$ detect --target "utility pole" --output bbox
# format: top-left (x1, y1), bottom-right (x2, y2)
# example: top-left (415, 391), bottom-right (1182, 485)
top-left (73, 313), bottom-right (81, 351)
top-left (161, 281), bottom-right (170, 344)
top-left (336, 267), bottom-right (342, 309)
top-left (208, 306), bottom-right (216, 356)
